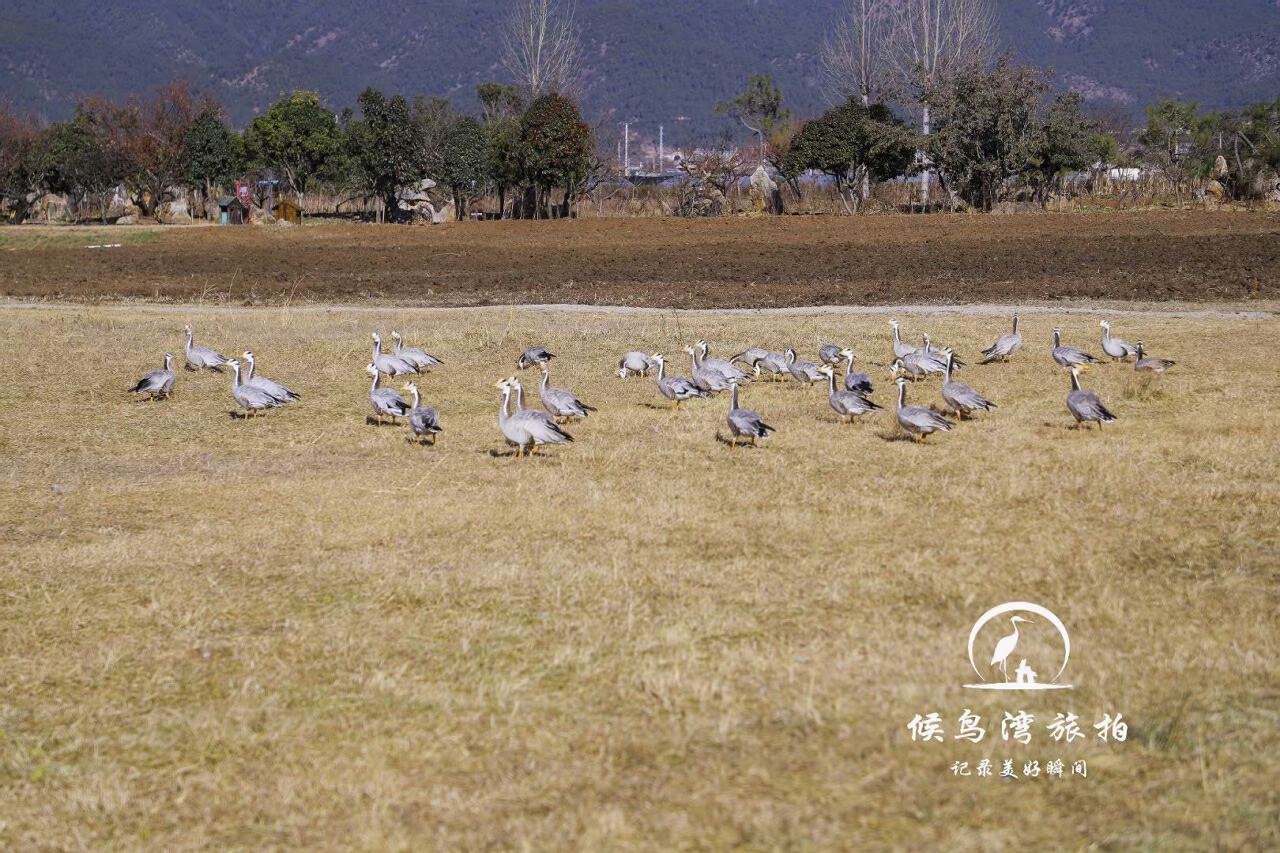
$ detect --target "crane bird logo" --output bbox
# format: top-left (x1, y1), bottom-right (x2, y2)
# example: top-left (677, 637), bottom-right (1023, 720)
top-left (963, 601), bottom-right (1073, 691)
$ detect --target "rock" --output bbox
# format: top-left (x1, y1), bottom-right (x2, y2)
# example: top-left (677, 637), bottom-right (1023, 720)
top-left (431, 200), bottom-right (454, 224)
top-left (748, 166), bottom-right (782, 215)
top-left (116, 214), bottom-right (139, 225)
top-left (1251, 170), bottom-right (1280, 202)
top-left (156, 197), bottom-right (190, 223)
top-left (1214, 155), bottom-right (1228, 179)
top-left (398, 178), bottom-right (439, 205)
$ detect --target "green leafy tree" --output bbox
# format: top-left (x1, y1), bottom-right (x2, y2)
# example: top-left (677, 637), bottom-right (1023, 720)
top-left (717, 74), bottom-right (791, 164)
top-left (1199, 100), bottom-right (1280, 201)
top-left (477, 82), bottom-right (526, 219)
top-left (243, 91), bottom-right (340, 215)
top-left (353, 88), bottom-right (426, 220)
top-left (45, 113), bottom-right (116, 221)
top-left (411, 95), bottom-right (457, 180)
top-left (519, 93), bottom-right (592, 218)
top-left (927, 58), bottom-right (1051, 211)
top-left (781, 97), bottom-right (914, 212)
top-left (477, 82), bottom-right (526, 123)
top-left (1139, 100), bottom-right (1205, 208)
top-left (438, 116), bottom-right (488, 220)
top-left (1032, 92), bottom-right (1096, 203)
top-left (185, 108), bottom-right (241, 218)
top-left (325, 106), bottom-right (375, 208)
top-left (486, 116), bottom-right (524, 219)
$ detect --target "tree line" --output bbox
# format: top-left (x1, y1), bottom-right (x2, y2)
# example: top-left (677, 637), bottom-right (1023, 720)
top-left (2, 0), bottom-right (1277, 223)
top-left (762, 0), bottom-right (1280, 212)
top-left (0, 79), bottom-right (595, 224)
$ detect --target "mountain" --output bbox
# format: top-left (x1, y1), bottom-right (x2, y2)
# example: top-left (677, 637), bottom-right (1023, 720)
top-left (1, 0), bottom-right (1277, 146)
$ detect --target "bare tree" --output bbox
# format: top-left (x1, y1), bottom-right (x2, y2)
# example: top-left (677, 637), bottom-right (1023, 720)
top-left (887, 0), bottom-right (998, 207)
top-left (820, 0), bottom-right (892, 200)
top-left (500, 0), bottom-right (584, 99)
top-left (820, 0), bottom-right (892, 108)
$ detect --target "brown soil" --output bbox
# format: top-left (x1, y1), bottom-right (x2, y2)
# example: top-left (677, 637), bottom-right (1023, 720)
top-left (4, 211), bottom-right (1278, 307)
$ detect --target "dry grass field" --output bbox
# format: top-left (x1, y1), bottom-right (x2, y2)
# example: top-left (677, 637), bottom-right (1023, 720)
top-left (1, 301), bottom-right (1278, 849)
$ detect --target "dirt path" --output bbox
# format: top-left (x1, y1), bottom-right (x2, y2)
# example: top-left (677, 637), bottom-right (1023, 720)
top-left (2, 300), bottom-right (1274, 321)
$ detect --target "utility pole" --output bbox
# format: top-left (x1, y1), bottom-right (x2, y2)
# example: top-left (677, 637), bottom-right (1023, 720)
top-left (658, 125), bottom-right (664, 176)
top-left (623, 121), bottom-right (630, 176)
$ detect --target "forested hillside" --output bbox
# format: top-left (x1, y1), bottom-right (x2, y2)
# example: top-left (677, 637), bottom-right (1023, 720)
top-left (1, 0), bottom-right (1277, 141)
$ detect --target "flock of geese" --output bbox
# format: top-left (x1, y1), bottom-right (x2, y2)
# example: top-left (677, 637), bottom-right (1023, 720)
top-left (128, 315), bottom-right (1177, 455)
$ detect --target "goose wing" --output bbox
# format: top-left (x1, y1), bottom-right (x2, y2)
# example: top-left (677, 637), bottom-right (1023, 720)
top-left (236, 384), bottom-right (283, 410)
top-left (544, 387), bottom-right (595, 417)
top-left (373, 387), bottom-right (410, 415)
top-left (943, 380), bottom-right (994, 412)
top-left (731, 348), bottom-right (770, 367)
top-left (514, 409), bottom-right (573, 445)
top-left (729, 407), bottom-right (774, 438)
top-left (248, 375), bottom-right (300, 401)
top-left (845, 372), bottom-right (873, 395)
top-left (1067, 390), bottom-right (1116, 422)
top-left (400, 346), bottom-right (443, 369)
top-left (901, 405), bottom-right (952, 432)
top-left (130, 369), bottom-right (169, 394)
top-left (410, 405), bottom-right (442, 434)
top-left (193, 345), bottom-right (228, 364)
top-left (832, 390), bottom-right (880, 414)
top-left (1054, 345), bottom-right (1101, 367)
top-left (982, 333), bottom-right (1021, 361)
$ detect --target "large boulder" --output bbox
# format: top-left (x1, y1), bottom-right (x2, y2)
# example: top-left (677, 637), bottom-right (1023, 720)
top-left (156, 196), bottom-right (190, 223)
top-left (748, 165), bottom-right (783, 215)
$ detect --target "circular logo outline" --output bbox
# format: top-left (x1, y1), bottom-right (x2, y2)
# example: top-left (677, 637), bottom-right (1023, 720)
top-left (967, 601), bottom-right (1070, 683)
